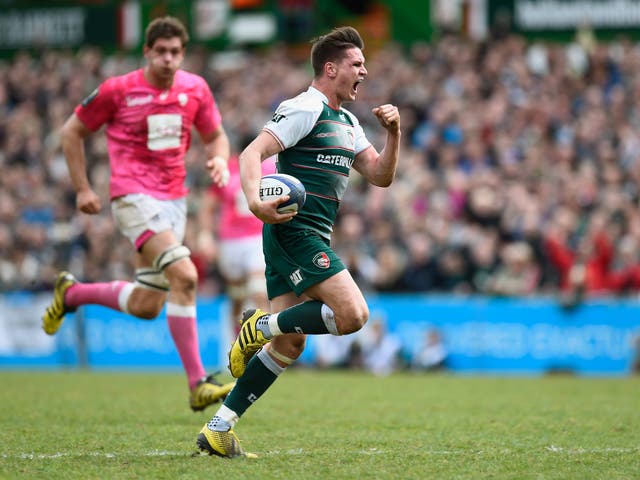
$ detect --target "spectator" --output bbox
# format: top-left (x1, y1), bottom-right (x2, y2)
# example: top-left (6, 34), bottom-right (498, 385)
top-left (4, 32), bottom-right (640, 301)
top-left (412, 329), bottom-right (448, 371)
top-left (359, 319), bottom-right (403, 376)
top-left (487, 242), bottom-right (540, 297)
top-left (398, 231), bottom-right (438, 292)
top-left (434, 246), bottom-right (471, 293)
top-left (313, 334), bottom-right (359, 369)
top-left (543, 209), bottom-right (614, 304)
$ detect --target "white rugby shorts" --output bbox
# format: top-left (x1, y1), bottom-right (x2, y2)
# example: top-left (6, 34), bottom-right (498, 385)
top-left (111, 193), bottom-right (187, 249)
top-left (217, 234), bottom-right (265, 281)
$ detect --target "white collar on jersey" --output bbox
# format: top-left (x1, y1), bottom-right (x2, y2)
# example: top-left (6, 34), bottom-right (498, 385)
top-left (306, 86), bottom-right (329, 105)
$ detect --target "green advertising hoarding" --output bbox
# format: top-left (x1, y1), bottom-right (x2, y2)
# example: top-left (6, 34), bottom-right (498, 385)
top-left (0, 4), bottom-right (118, 50)
top-left (386, 0), bottom-right (432, 45)
top-left (0, 0), bottom-right (435, 54)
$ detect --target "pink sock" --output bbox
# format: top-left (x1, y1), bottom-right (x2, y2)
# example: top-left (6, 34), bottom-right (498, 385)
top-left (65, 281), bottom-right (129, 311)
top-left (167, 303), bottom-right (206, 389)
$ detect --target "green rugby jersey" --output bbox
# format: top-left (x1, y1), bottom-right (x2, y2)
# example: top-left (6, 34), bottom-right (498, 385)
top-left (263, 87), bottom-right (372, 239)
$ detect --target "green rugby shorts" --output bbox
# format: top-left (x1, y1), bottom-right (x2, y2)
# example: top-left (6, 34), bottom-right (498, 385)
top-left (263, 224), bottom-right (345, 299)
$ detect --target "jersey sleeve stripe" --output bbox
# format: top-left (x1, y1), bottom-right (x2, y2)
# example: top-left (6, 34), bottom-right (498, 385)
top-left (295, 146), bottom-right (355, 153)
top-left (262, 128), bottom-right (285, 150)
top-left (307, 191), bottom-right (340, 202)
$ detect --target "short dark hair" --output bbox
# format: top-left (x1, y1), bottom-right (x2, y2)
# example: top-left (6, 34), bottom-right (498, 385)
top-left (310, 26), bottom-right (364, 77)
top-left (145, 16), bottom-right (189, 48)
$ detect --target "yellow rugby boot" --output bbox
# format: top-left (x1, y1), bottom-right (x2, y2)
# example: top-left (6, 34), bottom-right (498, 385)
top-left (42, 271), bottom-right (77, 335)
top-left (190, 374), bottom-right (235, 412)
top-left (196, 424), bottom-right (256, 458)
top-left (228, 309), bottom-right (270, 378)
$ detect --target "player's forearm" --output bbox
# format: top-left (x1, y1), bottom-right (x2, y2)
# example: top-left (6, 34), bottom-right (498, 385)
top-left (203, 131), bottom-right (230, 163)
top-left (202, 127), bottom-right (231, 186)
top-left (61, 131), bottom-right (92, 193)
top-left (373, 129), bottom-right (401, 187)
top-left (238, 148), bottom-right (263, 210)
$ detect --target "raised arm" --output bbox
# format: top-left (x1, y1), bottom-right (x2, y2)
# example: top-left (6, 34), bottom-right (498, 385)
top-left (352, 104), bottom-right (401, 187)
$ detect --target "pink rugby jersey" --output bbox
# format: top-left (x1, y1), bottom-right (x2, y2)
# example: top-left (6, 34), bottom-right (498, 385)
top-left (75, 68), bottom-right (222, 200)
top-left (208, 156), bottom-right (276, 240)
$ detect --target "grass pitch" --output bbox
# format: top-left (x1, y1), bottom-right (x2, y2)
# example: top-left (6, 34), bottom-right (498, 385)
top-left (0, 369), bottom-right (638, 479)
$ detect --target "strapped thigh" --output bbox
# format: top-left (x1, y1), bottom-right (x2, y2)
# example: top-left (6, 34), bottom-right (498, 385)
top-left (153, 244), bottom-right (191, 271)
top-left (135, 244), bottom-right (191, 291)
top-left (135, 268), bottom-right (170, 291)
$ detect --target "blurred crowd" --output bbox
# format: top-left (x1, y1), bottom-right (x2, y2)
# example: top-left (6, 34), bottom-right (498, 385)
top-left (314, 319), bottom-right (447, 375)
top-left (4, 30), bottom-right (640, 304)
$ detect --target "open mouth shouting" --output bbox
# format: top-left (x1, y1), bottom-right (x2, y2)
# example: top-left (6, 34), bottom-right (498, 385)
top-left (352, 78), bottom-right (364, 95)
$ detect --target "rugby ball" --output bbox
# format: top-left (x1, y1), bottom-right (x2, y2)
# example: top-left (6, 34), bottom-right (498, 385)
top-left (259, 173), bottom-right (306, 213)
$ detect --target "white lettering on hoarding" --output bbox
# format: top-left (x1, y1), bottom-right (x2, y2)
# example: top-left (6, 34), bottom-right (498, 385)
top-left (0, 9), bottom-right (85, 47)
top-left (517, 0), bottom-right (640, 29)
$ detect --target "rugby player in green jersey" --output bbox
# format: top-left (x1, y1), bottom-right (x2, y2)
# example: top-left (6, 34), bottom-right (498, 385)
top-left (197, 26), bottom-right (401, 458)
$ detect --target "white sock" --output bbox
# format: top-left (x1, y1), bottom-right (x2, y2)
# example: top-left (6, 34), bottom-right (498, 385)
top-left (208, 404), bottom-right (239, 431)
top-left (117, 283), bottom-right (135, 314)
top-left (261, 307), bottom-right (336, 336)
top-left (262, 312), bottom-right (281, 337)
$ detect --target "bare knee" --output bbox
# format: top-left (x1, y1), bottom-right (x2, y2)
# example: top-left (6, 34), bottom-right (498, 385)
top-left (165, 261), bottom-right (198, 296)
top-left (335, 303), bottom-right (369, 335)
top-left (128, 288), bottom-right (165, 319)
top-left (270, 334), bottom-right (306, 361)
top-left (169, 271), bottom-right (197, 294)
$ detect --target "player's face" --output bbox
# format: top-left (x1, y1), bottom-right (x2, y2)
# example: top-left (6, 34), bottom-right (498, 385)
top-left (334, 47), bottom-right (367, 103)
top-left (144, 37), bottom-right (185, 85)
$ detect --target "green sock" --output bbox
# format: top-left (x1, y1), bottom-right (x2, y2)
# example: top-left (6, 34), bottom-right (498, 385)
top-left (224, 350), bottom-right (283, 417)
top-left (276, 300), bottom-right (334, 335)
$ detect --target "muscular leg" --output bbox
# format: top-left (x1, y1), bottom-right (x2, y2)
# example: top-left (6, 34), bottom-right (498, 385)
top-left (67, 230), bottom-right (207, 389)
top-left (247, 269), bottom-right (269, 313)
top-left (226, 279), bottom-right (247, 336)
top-left (205, 293), bottom-right (303, 428)
top-left (221, 238), bottom-right (269, 336)
top-left (46, 198), bottom-right (231, 412)
top-left (200, 271), bottom-right (369, 456)
top-left (55, 255), bottom-right (167, 325)
top-left (137, 231), bottom-right (205, 389)
top-left (64, 279), bottom-right (139, 314)
top-left (134, 231), bottom-right (233, 411)
top-left (63, 232), bottom-right (172, 320)
top-left (259, 270), bottom-right (369, 340)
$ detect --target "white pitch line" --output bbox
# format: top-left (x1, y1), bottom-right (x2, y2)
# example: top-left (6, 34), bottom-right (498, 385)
top-left (545, 445), bottom-right (640, 454)
top-left (1, 451), bottom-right (186, 459)
top-left (2, 446), bottom-right (638, 460)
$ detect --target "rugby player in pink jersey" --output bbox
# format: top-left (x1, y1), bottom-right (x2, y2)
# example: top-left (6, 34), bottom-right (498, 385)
top-left (198, 152), bottom-right (275, 339)
top-left (42, 16), bottom-right (235, 412)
